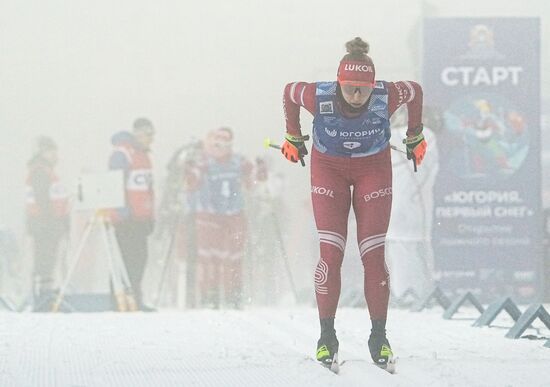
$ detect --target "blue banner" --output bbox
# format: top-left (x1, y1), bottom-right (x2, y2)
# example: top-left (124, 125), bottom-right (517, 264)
top-left (424, 18), bottom-right (542, 302)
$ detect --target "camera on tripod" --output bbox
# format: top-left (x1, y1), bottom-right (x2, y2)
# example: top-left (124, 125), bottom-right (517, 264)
top-left (75, 170), bottom-right (125, 211)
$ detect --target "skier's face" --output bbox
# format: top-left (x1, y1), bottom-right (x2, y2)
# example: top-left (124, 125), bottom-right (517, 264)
top-left (134, 127), bottom-right (155, 149)
top-left (340, 83), bottom-right (373, 108)
top-left (42, 148), bottom-right (58, 165)
top-left (206, 130), bottom-right (233, 159)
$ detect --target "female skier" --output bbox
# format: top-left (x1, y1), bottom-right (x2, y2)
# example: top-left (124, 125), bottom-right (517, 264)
top-left (281, 37), bottom-right (427, 372)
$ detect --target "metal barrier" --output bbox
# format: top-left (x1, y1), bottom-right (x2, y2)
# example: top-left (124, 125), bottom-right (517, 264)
top-left (505, 304), bottom-right (550, 339)
top-left (0, 297), bottom-right (16, 312)
top-left (472, 297), bottom-right (522, 327)
top-left (406, 287), bottom-right (550, 349)
top-left (411, 286), bottom-right (451, 312)
top-left (442, 291), bottom-right (484, 320)
top-left (390, 288), bottom-right (420, 308)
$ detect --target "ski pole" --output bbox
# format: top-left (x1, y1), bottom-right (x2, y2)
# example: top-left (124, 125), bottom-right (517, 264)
top-left (263, 138), bottom-right (306, 167)
top-left (389, 144), bottom-right (405, 154)
top-left (390, 144), bottom-right (417, 173)
top-left (269, 211), bottom-right (299, 303)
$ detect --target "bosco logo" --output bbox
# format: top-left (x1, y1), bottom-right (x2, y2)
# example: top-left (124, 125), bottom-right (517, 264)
top-left (363, 187), bottom-right (392, 202)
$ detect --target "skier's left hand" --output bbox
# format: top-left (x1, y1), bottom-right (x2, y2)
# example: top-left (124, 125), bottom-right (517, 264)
top-left (403, 132), bottom-right (427, 166)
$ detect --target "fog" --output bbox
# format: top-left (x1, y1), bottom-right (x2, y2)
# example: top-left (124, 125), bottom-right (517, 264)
top-left (1, 0), bottom-right (548, 292)
top-left (1, 1), bottom-right (550, 385)
top-left (1, 0), bottom-right (548, 232)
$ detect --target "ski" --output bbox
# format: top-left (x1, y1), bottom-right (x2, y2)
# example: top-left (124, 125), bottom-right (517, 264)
top-left (313, 356), bottom-right (398, 375)
top-left (338, 356), bottom-right (397, 374)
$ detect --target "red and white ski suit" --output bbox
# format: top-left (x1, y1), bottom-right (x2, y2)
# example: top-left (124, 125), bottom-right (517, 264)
top-left (284, 80), bottom-right (423, 320)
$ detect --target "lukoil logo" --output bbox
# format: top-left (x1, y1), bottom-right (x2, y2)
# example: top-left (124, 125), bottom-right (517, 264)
top-left (363, 187), bottom-right (392, 202)
top-left (312, 186), bottom-right (335, 198)
top-left (344, 64), bottom-right (373, 72)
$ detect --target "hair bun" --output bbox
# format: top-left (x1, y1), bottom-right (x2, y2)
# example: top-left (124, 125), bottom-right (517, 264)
top-left (345, 37), bottom-right (370, 55)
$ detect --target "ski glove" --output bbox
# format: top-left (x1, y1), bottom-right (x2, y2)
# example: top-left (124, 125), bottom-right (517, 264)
top-left (281, 134), bottom-right (309, 165)
top-left (403, 130), bottom-right (427, 166)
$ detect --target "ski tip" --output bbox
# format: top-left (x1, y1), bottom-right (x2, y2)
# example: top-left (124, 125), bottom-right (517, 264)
top-left (318, 353), bottom-right (340, 374)
top-left (319, 361), bottom-right (339, 374)
top-left (330, 353), bottom-right (339, 374)
top-left (380, 356), bottom-right (397, 374)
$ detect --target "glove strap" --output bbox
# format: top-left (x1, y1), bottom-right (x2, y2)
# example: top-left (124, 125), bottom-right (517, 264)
top-left (402, 132), bottom-right (424, 145)
top-left (406, 124), bottom-right (424, 137)
top-left (285, 133), bottom-right (310, 143)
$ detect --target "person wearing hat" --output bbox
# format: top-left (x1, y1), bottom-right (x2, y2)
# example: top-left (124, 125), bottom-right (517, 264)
top-left (280, 37), bottom-right (427, 372)
top-left (26, 136), bottom-right (69, 311)
top-left (108, 118), bottom-right (156, 311)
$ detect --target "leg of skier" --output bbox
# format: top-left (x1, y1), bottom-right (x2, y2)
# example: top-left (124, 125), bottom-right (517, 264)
top-left (310, 149), bottom-right (352, 371)
top-left (196, 213), bottom-right (221, 309)
top-left (351, 147), bottom-right (395, 372)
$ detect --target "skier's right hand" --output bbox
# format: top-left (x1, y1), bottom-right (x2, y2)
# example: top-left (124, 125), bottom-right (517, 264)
top-left (281, 133), bottom-right (309, 164)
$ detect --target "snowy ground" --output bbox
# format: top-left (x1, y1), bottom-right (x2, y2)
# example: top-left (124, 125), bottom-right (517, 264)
top-left (1, 307), bottom-right (549, 387)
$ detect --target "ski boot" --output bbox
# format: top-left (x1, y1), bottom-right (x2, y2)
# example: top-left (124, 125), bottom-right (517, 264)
top-left (316, 334), bottom-right (339, 374)
top-left (368, 330), bottom-right (396, 373)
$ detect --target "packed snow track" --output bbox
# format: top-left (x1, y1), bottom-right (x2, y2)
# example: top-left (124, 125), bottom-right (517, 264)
top-left (1, 307), bottom-right (549, 386)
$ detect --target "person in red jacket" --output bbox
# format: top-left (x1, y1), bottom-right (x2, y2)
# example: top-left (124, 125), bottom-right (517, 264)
top-left (281, 37), bottom-right (427, 372)
top-left (26, 136), bottom-right (69, 311)
top-left (109, 118), bottom-right (156, 311)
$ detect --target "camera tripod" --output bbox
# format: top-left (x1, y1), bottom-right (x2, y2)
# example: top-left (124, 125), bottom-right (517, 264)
top-left (51, 210), bottom-right (138, 312)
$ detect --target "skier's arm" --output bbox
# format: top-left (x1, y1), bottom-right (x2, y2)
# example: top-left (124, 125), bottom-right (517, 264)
top-left (241, 158), bottom-right (254, 190)
top-left (282, 82), bottom-right (316, 164)
top-left (387, 81), bottom-right (423, 135)
top-left (283, 82), bottom-right (317, 137)
top-left (182, 155), bottom-right (205, 192)
top-left (388, 81), bottom-right (426, 166)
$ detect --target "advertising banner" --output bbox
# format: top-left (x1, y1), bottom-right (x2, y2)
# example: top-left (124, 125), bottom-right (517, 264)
top-left (424, 18), bottom-right (542, 301)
